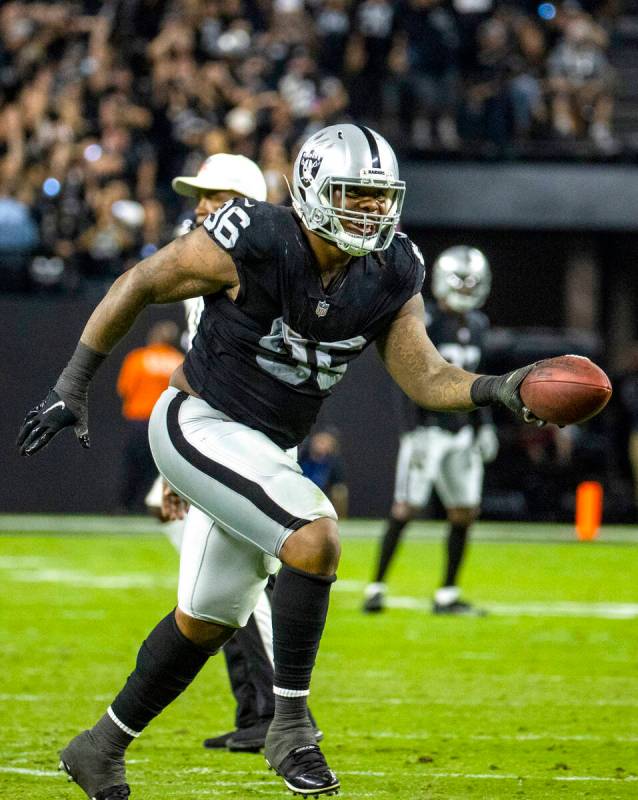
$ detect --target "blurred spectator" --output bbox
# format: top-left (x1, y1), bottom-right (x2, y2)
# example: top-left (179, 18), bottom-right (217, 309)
top-left (510, 16), bottom-right (548, 139)
top-left (346, 0), bottom-right (396, 123)
top-left (452, 0), bottom-right (495, 71)
top-left (0, 193), bottom-right (39, 290)
top-left (391, 0), bottom-right (461, 151)
top-left (460, 16), bottom-right (515, 149)
top-left (116, 320), bottom-right (183, 512)
top-left (315, 0), bottom-right (351, 76)
top-left (547, 9), bottom-right (616, 150)
top-left (299, 429), bottom-right (349, 518)
top-left (76, 181), bottom-right (145, 278)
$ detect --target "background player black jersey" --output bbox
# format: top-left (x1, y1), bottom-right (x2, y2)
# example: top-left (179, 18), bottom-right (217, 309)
top-left (398, 301), bottom-right (490, 434)
top-left (184, 199), bottom-right (425, 448)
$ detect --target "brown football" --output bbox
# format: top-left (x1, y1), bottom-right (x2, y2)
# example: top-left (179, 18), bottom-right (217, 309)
top-left (519, 355), bottom-right (612, 426)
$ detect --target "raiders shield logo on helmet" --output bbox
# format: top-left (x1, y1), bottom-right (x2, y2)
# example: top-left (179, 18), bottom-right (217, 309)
top-left (299, 150), bottom-right (323, 188)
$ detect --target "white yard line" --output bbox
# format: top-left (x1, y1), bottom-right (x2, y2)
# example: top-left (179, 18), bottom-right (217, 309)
top-left (333, 583), bottom-right (638, 619)
top-left (0, 766), bottom-right (60, 777)
top-left (331, 695), bottom-right (638, 707)
top-left (3, 763), bottom-right (635, 786)
top-left (378, 595), bottom-right (638, 619)
top-left (0, 515), bottom-right (160, 534)
top-left (346, 730), bottom-right (638, 743)
top-left (0, 694), bottom-right (47, 702)
top-left (4, 568), bottom-right (175, 590)
top-left (9, 563), bottom-right (636, 620)
top-left (555, 775), bottom-right (638, 782)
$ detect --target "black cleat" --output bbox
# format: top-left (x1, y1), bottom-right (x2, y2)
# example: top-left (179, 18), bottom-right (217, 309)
top-left (203, 730), bottom-right (235, 749)
top-left (228, 719), bottom-right (324, 753)
top-left (266, 744), bottom-right (340, 796)
top-left (433, 599), bottom-right (487, 616)
top-left (58, 730), bottom-right (129, 799)
top-left (228, 720), bottom-right (271, 752)
top-left (212, 712), bottom-right (323, 753)
top-left (362, 591), bottom-right (385, 614)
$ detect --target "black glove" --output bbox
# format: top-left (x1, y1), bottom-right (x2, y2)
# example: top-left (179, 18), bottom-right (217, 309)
top-left (471, 365), bottom-right (544, 425)
top-left (16, 388), bottom-right (89, 456)
top-left (17, 342), bottom-right (105, 456)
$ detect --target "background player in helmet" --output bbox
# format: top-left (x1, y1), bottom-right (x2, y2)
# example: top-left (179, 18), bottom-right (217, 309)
top-left (363, 246), bottom-right (498, 615)
top-left (18, 124), bottom-right (544, 799)
top-left (146, 153), bottom-right (321, 753)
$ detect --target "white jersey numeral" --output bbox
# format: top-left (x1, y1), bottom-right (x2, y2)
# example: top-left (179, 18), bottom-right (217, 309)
top-left (257, 317), bottom-right (366, 389)
top-left (204, 203), bottom-right (251, 249)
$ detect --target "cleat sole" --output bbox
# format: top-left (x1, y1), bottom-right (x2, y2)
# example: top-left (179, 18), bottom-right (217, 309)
top-left (282, 778), bottom-right (341, 796)
top-left (59, 759), bottom-right (74, 782)
top-left (265, 755), bottom-right (340, 797)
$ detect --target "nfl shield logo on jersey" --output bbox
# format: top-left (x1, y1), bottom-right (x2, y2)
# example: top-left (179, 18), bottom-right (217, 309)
top-left (315, 300), bottom-right (330, 317)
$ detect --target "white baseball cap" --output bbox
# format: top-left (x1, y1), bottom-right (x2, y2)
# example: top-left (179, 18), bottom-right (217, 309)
top-left (172, 153), bottom-right (268, 201)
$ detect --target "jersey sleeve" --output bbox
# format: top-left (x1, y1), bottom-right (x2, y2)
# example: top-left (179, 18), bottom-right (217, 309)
top-left (396, 235), bottom-right (426, 299)
top-left (202, 199), bottom-right (281, 300)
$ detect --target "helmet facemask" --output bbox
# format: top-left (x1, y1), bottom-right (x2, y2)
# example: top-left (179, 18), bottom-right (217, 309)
top-left (294, 174), bottom-right (405, 257)
top-left (439, 271), bottom-right (489, 313)
top-left (432, 247), bottom-right (492, 313)
top-left (320, 175), bottom-right (405, 256)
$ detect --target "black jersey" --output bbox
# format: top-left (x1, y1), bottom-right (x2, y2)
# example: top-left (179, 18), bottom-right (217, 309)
top-left (183, 199), bottom-right (425, 448)
top-left (405, 301), bottom-right (490, 433)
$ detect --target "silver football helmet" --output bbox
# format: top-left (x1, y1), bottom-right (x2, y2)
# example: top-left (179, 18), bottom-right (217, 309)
top-left (291, 124), bottom-right (405, 257)
top-left (432, 246), bottom-right (491, 313)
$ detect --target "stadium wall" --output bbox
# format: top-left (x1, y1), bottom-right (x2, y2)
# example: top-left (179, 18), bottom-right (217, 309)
top-left (401, 162), bottom-right (638, 231)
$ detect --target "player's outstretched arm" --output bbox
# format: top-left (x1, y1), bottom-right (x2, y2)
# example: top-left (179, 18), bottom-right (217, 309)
top-left (377, 294), bottom-right (541, 423)
top-left (81, 227), bottom-right (237, 354)
top-left (17, 228), bottom-right (238, 456)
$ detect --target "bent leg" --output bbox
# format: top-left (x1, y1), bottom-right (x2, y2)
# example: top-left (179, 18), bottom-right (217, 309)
top-left (148, 390), bottom-right (339, 791)
top-left (60, 609), bottom-right (233, 799)
top-left (264, 517), bottom-right (340, 791)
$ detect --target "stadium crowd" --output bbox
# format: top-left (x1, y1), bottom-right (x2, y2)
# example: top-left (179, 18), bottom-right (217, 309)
top-left (0, 0), bottom-right (621, 290)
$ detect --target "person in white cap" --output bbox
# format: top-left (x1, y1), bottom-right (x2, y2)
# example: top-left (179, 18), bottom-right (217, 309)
top-left (147, 153), bottom-right (320, 754)
top-left (171, 154), bottom-right (269, 348)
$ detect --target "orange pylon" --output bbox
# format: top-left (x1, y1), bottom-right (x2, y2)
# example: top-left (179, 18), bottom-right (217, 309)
top-left (575, 481), bottom-right (603, 541)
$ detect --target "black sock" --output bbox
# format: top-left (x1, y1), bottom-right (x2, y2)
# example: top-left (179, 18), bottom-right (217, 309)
top-left (443, 524), bottom-right (469, 587)
top-left (109, 610), bottom-right (213, 735)
top-left (271, 565), bottom-right (335, 692)
top-left (374, 517), bottom-right (408, 583)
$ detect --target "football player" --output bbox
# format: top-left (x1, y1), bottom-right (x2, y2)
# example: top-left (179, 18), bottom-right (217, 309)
top-left (363, 246), bottom-right (498, 616)
top-left (144, 153), bottom-right (322, 753)
top-left (17, 123), bottom-right (544, 799)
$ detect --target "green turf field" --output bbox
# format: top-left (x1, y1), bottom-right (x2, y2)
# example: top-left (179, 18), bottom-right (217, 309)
top-left (1, 517), bottom-right (637, 800)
